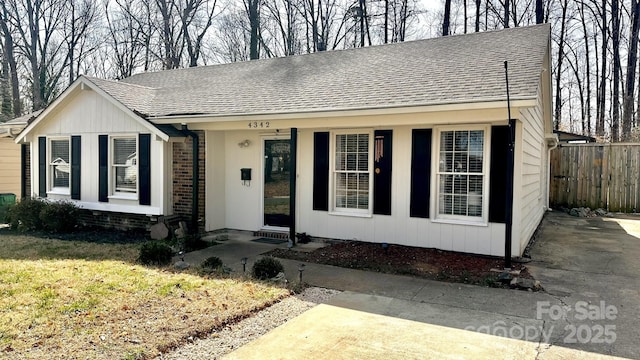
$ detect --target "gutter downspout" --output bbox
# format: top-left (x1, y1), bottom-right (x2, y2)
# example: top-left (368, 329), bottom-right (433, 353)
top-left (21, 144), bottom-right (27, 200)
top-left (504, 61), bottom-right (515, 269)
top-left (289, 128), bottom-right (297, 245)
top-left (181, 124), bottom-right (200, 233)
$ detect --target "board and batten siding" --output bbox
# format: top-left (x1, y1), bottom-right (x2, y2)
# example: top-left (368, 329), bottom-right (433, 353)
top-left (28, 88), bottom-right (171, 215)
top-left (0, 138), bottom-right (21, 197)
top-left (514, 81), bottom-right (547, 254)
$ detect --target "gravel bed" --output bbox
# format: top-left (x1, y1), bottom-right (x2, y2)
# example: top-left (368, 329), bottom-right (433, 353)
top-left (158, 287), bottom-right (341, 360)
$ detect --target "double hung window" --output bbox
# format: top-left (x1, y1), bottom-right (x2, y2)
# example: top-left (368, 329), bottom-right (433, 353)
top-left (49, 138), bottom-right (70, 192)
top-left (436, 128), bottom-right (487, 221)
top-left (112, 137), bottom-right (137, 195)
top-left (333, 132), bottom-right (371, 214)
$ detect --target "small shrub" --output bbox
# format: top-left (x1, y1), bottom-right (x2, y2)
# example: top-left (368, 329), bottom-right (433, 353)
top-left (252, 257), bottom-right (284, 280)
top-left (138, 242), bottom-right (174, 266)
top-left (202, 256), bottom-right (223, 269)
top-left (7, 197), bottom-right (46, 231)
top-left (200, 256), bottom-right (224, 275)
top-left (40, 200), bottom-right (80, 233)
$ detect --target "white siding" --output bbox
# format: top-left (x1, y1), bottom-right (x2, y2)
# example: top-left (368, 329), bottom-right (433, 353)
top-left (297, 126), bottom-right (506, 256)
top-left (515, 80), bottom-right (547, 254)
top-left (199, 105), bottom-right (514, 256)
top-left (0, 138), bottom-right (21, 197)
top-left (29, 88), bottom-right (169, 215)
top-left (205, 131), bottom-right (226, 229)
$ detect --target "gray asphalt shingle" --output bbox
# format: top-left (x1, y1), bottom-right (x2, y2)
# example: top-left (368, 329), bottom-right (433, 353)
top-left (86, 24), bottom-right (550, 118)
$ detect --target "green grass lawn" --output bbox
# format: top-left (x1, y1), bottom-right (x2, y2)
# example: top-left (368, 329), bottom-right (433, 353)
top-left (0, 234), bottom-right (289, 359)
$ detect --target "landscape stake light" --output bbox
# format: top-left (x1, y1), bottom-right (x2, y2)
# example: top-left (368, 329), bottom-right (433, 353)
top-left (241, 257), bottom-right (248, 273)
top-left (298, 263), bottom-right (306, 283)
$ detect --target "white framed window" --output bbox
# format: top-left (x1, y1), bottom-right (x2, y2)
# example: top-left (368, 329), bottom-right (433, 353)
top-left (49, 138), bottom-right (70, 193)
top-left (112, 137), bottom-right (138, 196)
top-left (331, 131), bottom-right (372, 215)
top-left (435, 127), bottom-right (489, 223)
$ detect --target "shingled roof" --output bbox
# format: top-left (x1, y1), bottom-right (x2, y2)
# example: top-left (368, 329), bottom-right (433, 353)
top-left (86, 24), bottom-right (550, 119)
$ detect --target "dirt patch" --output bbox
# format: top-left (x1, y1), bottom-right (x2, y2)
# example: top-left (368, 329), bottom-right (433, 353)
top-left (267, 241), bottom-right (533, 288)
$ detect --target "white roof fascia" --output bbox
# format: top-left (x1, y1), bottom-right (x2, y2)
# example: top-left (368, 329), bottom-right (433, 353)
top-left (16, 76), bottom-right (169, 143)
top-left (149, 98), bottom-right (537, 125)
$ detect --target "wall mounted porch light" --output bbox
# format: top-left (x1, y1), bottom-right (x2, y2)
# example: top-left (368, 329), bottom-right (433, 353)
top-left (238, 139), bottom-right (251, 148)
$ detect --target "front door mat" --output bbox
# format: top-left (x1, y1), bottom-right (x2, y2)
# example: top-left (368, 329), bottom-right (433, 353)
top-left (251, 237), bottom-right (288, 245)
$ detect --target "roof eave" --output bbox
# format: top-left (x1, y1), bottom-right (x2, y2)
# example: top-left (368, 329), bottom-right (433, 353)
top-left (16, 77), bottom-right (170, 143)
top-left (149, 98), bottom-right (538, 124)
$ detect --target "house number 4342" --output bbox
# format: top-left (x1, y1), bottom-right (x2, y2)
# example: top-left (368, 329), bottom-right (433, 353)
top-left (248, 121), bottom-right (270, 128)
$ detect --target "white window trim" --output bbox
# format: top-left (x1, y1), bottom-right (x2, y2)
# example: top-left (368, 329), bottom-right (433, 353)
top-left (109, 135), bottom-right (139, 200)
top-left (47, 136), bottom-right (71, 196)
top-left (432, 125), bottom-right (491, 226)
top-left (329, 129), bottom-right (374, 217)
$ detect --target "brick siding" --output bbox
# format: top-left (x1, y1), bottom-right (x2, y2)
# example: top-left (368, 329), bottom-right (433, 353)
top-left (77, 209), bottom-right (156, 231)
top-left (172, 131), bottom-right (206, 232)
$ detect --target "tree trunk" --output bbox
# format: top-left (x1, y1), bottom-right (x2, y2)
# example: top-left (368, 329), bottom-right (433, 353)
top-left (622, 0), bottom-right (640, 141)
top-left (580, 1), bottom-right (592, 136)
top-left (612, 0), bottom-right (621, 141)
top-left (504, 0), bottom-right (510, 28)
top-left (596, 0), bottom-right (607, 137)
top-left (554, 0), bottom-right (569, 130)
top-left (0, 4), bottom-right (20, 117)
top-left (475, 0), bottom-right (480, 32)
top-left (249, 0), bottom-right (260, 59)
top-left (443, 0), bottom-right (451, 36)
top-left (536, 0), bottom-right (543, 24)
top-left (464, 0), bottom-right (467, 33)
top-left (27, 0), bottom-right (43, 111)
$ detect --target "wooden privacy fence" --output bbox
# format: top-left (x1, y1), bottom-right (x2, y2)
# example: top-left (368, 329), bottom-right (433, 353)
top-left (550, 143), bottom-right (640, 212)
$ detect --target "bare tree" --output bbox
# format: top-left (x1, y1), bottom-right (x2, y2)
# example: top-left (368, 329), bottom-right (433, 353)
top-left (181, 0), bottom-right (218, 67)
top-left (611, 0), bottom-right (621, 141)
top-left (622, 0), bottom-right (640, 140)
top-left (0, 1), bottom-right (20, 116)
top-left (64, 0), bottom-right (97, 84)
top-left (553, 0), bottom-right (569, 130)
top-left (244, 0), bottom-right (261, 59)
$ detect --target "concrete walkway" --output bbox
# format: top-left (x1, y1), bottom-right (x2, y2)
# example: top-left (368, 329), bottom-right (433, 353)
top-left (179, 215), bottom-right (638, 359)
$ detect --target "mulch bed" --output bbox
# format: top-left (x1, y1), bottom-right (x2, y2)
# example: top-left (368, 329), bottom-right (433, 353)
top-left (267, 241), bottom-right (533, 288)
top-left (0, 226), bottom-right (148, 244)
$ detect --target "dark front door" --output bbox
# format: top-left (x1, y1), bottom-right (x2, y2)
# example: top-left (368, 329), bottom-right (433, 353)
top-left (263, 139), bottom-right (290, 227)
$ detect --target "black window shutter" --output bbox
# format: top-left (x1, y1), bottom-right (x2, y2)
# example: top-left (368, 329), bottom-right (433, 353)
top-left (313, 132), bottom-right (329, 211)
top-left (71, 136), bottom-right (81, 200)
top-left (38, 136), bottom-right (47, 198)
top-left (139, 134), bottom-right (151, 206)
top-left (410, 129), bottom-right (432, 218)
top-left (98, 135), bottom-right (108, 202)
top-left (489, 125), bottom-right (510, 223)
top-left (373, 130), bottom-right (392, 215)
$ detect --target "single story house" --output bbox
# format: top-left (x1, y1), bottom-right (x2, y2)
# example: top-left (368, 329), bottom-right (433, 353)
top-left (15, 24), bottom-right (553, 258)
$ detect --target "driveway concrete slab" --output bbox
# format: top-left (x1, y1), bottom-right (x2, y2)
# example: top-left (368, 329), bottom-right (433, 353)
top-left (528, 211), bottom-right (640, 359)
top-left (224, 303), bottom-right (624, 360)
top-left (223, 304), bottom-right (539, 360)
